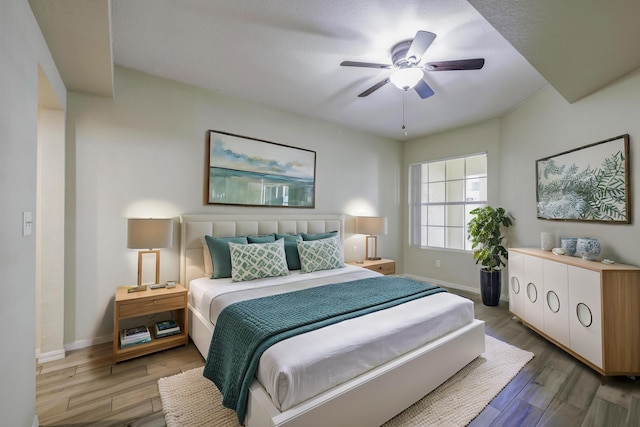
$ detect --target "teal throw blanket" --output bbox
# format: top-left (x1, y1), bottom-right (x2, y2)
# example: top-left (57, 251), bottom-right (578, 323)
top-left (202, 275), bottom-right (445, 424)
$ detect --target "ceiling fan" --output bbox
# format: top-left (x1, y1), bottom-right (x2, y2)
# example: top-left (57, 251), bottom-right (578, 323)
top-left (340, 30), bottom-right (485, 99)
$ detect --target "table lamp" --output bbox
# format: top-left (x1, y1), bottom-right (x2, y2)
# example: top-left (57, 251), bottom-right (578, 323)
top-left (127, 218), bottom-right (173, 291)
top-left (356, 216), bottom-right (387, 261)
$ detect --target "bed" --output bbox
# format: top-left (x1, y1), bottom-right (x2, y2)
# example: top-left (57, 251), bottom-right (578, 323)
top-left (180, 214), bottom-right (485, 427)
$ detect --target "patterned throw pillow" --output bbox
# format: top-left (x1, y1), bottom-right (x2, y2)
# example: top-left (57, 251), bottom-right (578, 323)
top-left (228, 239), bottom-right (289, 282)
top-left (296, 235), bottom-right (345, 273)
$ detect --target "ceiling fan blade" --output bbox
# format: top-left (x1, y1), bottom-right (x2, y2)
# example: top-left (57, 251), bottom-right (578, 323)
top-left (340, 61), bottom-right (393, 69)
top-left (424, 58), bottom-right (485, 71)
top-left (405, 31), bottom-right (436, 64)
top-left (414, 79), bottom-right (435, 99)
top-left (358, 78), bottom-right (390, 97)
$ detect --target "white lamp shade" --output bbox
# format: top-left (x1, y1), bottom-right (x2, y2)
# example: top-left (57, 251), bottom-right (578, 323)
top-left (389, 68), bottom-right (423, 90)
top-left (127, 218), bottom-right (173, 249)
top-left (356, 216), bottom-right (388, 235)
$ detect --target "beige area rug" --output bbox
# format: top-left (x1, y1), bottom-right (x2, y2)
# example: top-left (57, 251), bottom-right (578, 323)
top-left (158, 335), bottom-right (533, 427)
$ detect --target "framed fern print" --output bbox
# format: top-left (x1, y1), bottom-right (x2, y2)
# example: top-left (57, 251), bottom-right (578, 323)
top-left (536, 134), bottom-right (630, 223)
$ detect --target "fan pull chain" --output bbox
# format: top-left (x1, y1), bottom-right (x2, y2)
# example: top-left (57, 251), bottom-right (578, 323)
top-left (402, 90), bottom-right (408, 136)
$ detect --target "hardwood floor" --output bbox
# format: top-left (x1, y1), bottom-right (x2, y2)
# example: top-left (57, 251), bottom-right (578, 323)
top-left (36, 290), bottom-right (640, 426)
top-left (36, 341), bottom-right (205, 426)
top-left (461, 290), bottom-right (640, 427)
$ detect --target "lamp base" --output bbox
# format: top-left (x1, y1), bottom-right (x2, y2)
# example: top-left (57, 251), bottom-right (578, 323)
top-left (127, 285), bottom-right (147, 293)
top-left (137, 249), bottom-right (160, 286)
top-left (365, 235), bottom-right (381, 262)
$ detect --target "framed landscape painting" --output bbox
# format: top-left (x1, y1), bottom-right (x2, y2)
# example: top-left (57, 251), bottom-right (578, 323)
top-left (206, 130), bottom-right (316, 208)
top-left (536, 134), bottom-right (630, 223)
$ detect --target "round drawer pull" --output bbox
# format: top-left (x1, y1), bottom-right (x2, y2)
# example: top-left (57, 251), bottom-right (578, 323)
top-left (576, 302), bottom-right (593, 327)
top-left (510, 277), bottom-right (520, 294)
top-left (546, 291), bottom-right (560, 313)
top-left (527, 282), bottom-right (537, 303)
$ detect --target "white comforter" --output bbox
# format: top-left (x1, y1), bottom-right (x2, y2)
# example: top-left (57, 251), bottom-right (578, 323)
top-left (189, 265), bottom-right (474, 411)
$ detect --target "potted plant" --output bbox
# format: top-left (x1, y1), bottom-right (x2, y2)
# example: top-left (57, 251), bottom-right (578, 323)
top-left (467, 206), bottom-right (514, 306)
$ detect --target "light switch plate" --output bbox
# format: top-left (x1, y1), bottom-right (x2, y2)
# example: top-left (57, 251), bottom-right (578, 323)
top-left (23, 211), bottom-right (32, 236)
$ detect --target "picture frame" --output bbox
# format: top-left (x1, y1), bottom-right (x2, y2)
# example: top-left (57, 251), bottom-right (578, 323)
top-left (536, 134), bottom-right (630, 223)
top-left (205, 130), bottom-right (316, 208)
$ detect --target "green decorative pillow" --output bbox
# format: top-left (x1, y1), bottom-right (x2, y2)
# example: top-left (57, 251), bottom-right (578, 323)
top-left (204, 235), bottom-right (248, 279)
top-left (247, 234), bottom-right (276, 243)
top-left (274, 233), bottom-right (303, 270)
top-left (228, 239), bottom-right (289, 282)
top-left (301, 230), bottom-right (339, 241)
top-left (296, 235), bottom-right (345, 273)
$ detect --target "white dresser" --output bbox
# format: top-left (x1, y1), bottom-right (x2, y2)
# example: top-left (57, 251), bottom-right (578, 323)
top-left (509, 248), bottom-right (640, 378)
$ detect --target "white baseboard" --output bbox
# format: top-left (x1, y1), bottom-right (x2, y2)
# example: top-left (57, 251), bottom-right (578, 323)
top-left (403, 273), bottom-right (509, 302)
top-left (36, 348), bottom-right (66, 364)
top-left (64, 334), bottom-right (112, 352)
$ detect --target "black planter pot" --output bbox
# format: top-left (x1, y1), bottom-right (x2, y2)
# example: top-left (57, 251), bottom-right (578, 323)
top-left (480, 269), bottom-right (502, 306)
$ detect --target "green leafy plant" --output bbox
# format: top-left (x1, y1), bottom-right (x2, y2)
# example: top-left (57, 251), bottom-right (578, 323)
top-left (467, 206), bottom-right (514, 271)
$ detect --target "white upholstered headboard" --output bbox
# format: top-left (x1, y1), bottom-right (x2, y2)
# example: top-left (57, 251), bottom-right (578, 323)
top-left (179, 214), bottom-right (344, 287)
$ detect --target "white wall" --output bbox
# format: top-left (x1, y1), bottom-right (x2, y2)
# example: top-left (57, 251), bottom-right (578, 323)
top-left (65, 66), bottom-right (402, 346)
top-left (404, 67), bottom-right (640, 291)
top-left (36, 107), bottom-right (66, 362)
top-left (501, 71), bottom-right (640, 266)
top-left (402, 119), bottom-right (502, 291)
top-left (0, 0), bottom-right (66, 425)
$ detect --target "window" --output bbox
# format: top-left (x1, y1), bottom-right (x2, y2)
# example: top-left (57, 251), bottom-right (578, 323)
top-left (409, 153), bottom-right (487, 250)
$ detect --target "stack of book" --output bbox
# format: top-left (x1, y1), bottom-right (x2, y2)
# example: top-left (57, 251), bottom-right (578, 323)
top-left (120, 325), bottom-right (151, 348)
top-left (155, 320), bottom-right (181, 338)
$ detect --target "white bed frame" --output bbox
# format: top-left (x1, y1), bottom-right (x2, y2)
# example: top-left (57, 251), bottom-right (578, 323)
top-left (180, 214), bottom-right (485, 427)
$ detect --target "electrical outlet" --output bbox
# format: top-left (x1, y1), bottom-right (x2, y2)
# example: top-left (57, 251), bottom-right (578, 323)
top-left (435, 259), bottom-right (441, 268)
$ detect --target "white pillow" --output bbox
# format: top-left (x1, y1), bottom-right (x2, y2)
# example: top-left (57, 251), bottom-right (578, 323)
top-left (228, 239), bottom-right (289, 282)
top-left (296, 236), bottom-right (345, 273)
top-left (201, 237), bottom-right (213, 277)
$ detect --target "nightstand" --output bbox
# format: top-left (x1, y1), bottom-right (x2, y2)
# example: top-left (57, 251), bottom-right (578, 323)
top-left (113, 284), bottom-right (188, 363)
top-left (347, 258), bottom-right (396, 275)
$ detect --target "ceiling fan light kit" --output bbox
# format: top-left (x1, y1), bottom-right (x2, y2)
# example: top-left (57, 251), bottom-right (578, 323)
top-left (340, 30), bottom-right (485, 99)
top-left (340, 30), bottom-right (486, 136)
top-left (390, 68), bottom-right (424, 90)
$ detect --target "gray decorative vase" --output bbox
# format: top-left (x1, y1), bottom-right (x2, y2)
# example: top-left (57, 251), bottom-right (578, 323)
top-left (540, 232), bottom-right (555, 251)
top-left (576, 238), bottom-right (601, 261)
top-left (560, 238), bottom-right (578, 256)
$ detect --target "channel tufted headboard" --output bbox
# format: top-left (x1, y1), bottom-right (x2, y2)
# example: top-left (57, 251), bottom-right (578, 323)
top-left (179, 214), bottom-right (344, 287)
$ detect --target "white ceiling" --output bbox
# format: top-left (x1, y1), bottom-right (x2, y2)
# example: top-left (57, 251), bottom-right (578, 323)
top-left (30, 0), bottom-right (640, 140)
top-left (29, 0), bottom-right (113, 98)
top-left (469, 0), bottom-right (640, 103)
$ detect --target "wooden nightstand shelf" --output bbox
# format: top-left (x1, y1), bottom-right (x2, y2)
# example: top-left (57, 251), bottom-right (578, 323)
top-left (347, 258), bottom-right (395, 275)
top-left (113, 284), bottom-right (189, 363)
